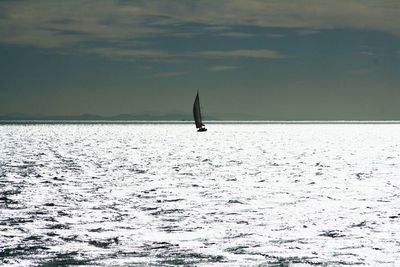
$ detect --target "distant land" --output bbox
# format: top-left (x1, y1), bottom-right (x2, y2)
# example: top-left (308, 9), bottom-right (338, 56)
top-left (0, 112), bottom-right (278, 121)
top-left (0, 113), bottom-right (217, 121)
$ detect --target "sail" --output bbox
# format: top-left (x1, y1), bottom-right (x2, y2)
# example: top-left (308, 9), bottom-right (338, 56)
top-left (193, 92), bottom-right (203, 128)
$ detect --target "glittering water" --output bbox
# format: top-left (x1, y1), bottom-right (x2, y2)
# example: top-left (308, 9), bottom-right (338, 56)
top-left (1, 124), bottom-right (400, 266)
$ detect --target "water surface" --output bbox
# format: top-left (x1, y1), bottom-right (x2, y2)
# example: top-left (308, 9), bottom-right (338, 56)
top-left (1, 124), bottom-right (399, 266)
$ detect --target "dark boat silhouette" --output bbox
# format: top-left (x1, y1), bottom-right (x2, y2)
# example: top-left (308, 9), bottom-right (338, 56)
top-left (193, 91), bottom-right (207, 132)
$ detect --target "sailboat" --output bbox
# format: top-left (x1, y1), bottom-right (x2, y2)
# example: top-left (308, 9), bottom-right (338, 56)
top-left (193, 91), bottom-right (207, 132)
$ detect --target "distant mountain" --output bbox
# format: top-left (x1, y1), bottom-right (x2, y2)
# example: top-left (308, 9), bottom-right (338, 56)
top-left (0, 113), bottom-right (217, 121)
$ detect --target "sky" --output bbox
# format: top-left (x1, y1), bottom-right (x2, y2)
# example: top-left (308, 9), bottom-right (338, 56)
top-left (1, 0), bottom-right (400, 120)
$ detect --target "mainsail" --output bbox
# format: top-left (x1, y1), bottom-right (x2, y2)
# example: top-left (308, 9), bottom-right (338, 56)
top-left (193, 92), bottom-right (203, 128)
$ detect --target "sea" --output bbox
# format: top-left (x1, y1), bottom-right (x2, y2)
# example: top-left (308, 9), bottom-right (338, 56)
top-left (1, 123), bottom-right (400, 266)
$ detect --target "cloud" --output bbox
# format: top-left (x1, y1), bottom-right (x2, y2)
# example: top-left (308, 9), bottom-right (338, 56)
top-left (208, 65), bottom-right (240, 72)
top-left (137, 0), bottom-right (400, 35)
top-left (0, 0), bottom-right (168, 49)
top-left (217, 32), bottom-right (255, 38)
top-left (85, 47), bottom-right (174, 60)
top-left (297, 29), bottom-right (321, 36)
top-left (198, 49), bottom-right (283, 59)
top-left (81, 47), bottom-right (283, 61)
top-left (0, 0), bottom-right (399, 61)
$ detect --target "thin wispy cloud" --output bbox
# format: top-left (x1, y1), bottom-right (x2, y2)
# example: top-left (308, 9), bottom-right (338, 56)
top-left (80, 47), bottom-right (284, 61)
top-left (217, 32), bottom-right (256, 38)
top-left (198, 49), bottom-right (283, 59)
top-left (208, 65), bottom-right (240, 72)
top-left (85, 48), bottom-right (174, 61)
top-left (297, 29), bottom-right (321, 36)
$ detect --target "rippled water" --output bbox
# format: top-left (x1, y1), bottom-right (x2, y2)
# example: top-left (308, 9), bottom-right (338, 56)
top-left (1, 124), bottom-right (400, 266)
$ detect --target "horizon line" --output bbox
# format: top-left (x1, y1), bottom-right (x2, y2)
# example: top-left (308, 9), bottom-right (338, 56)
top-left (2, 120), bottom-right (400, 125)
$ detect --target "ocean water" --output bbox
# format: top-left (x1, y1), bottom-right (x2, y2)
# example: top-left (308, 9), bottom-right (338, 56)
top-left (0, 124), bottom-right (400, 266)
